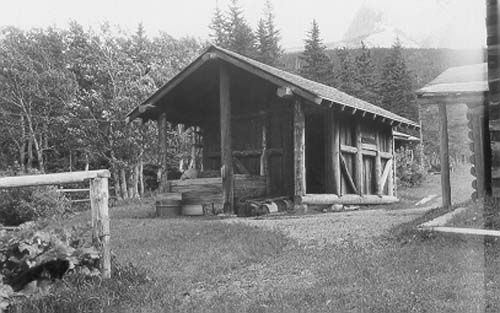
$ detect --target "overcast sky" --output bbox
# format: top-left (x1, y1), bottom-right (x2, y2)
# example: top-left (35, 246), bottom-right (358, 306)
top-left (0, 0), bottom-right (486, 50)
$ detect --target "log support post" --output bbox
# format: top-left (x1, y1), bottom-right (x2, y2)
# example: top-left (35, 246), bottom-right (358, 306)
top-left (389, 128), bottom-right (395, 197)
top-left (293, 99), bottom-right (306, 210)
top-left (158, 112), bottom-right (169, 193)
top-left (325, 110), bottom-right (341, 195)
top-left (220, 64), bottom-right (234, 214)
top-left (439, 103), bottom-right (452, 208)
top-left (375, 131), bottom-right (382, 195)
top-left (260, 115), bottom-right (270, 194)
top-left (90, 177), bottom-right (111, 279)
top-left (354, 120), bottom-right (363, 195)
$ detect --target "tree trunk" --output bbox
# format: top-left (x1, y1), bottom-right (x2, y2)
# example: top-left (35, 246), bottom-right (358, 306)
top-left (27, 136), bottom-right (33, 172)
top-left (133, 164), bottom-right (140, 198)
top-left (19, 142), bottom-right (26, 173)
top-left (19, 115), bottom-right (26, 173)
top-left (139, 159), bottom-right (144, 197)
top-left (112, 168), bottom-right (122, 200)
top-left (120, 168), bottom-right (129, 199)
top-left (69, 151), bottom-right (73, 172)
top-left (34, 136), bottom-right (44, 173)
top-left (84, 154), bottom-right (90, 171)
top-left (127, 167), bottom-right (135, 199)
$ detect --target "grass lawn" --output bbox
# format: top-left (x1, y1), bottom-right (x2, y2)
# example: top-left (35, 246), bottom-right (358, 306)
top-left (14, 198), bottom-right (499, 313)
top-left (12, 165), bottom-right (499, 313)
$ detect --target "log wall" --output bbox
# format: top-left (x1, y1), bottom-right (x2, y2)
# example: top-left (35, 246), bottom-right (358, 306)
top-left (487, 0), bottom-right (500, 197)
top-left (169, 175), bottom-right (266, 211)
top-left (201, 66), bottom-right (294, 198)
top-left (335, 113), bottom-right (393, 197)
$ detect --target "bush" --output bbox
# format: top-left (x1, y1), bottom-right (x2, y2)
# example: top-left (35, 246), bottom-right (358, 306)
top-left (0, 221), bottom-right (100, 287)
top-left (395, 147), bottom-right (427, 187)
top-left (8, 261), bottom-right (151, 313)
top-left (0, 186), bottom-right (70, 226)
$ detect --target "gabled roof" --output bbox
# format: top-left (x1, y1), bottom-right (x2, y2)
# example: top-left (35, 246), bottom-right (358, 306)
top-left (128, 45), bottom-right (418, 128)
top-left (417, 63), bottom-right (488, 96)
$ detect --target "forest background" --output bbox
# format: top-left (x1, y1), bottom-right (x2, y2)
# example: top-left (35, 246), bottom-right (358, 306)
top-left (0, 0), bottom-right (482, 199)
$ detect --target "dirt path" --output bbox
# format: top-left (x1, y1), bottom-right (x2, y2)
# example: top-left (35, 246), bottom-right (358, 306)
top-left (223, 207), bottom-right (431, 247)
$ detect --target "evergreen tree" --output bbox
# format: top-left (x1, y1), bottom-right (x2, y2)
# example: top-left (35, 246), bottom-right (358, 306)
top-left (334, 47), bottom-right (360, 95)
top-left (226, 0), bottom-right (256, 57)
top-left (208, 0), bottom-right (256, 57)
top-left (379, 39), bottom-right (416, 119)
top-left (255, 0), bottom-right (283, 66)
top-left (299, 20), bottom-right (332, 84)
top-left (354, 42), bottom-right (381, 104)
top-left (209, 5), bottom-right (228, 46)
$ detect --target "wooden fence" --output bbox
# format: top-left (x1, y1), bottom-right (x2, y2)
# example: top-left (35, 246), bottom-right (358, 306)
top-left (0, 170), bottom-right (111, 279)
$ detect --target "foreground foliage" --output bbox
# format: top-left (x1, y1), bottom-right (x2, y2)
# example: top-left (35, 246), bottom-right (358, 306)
top-left (0, 220), bottom-right (101, 311)
top-left (0, 187), bottom-right (70, 226)
top-left (9, 262), bottom-right (149, 313)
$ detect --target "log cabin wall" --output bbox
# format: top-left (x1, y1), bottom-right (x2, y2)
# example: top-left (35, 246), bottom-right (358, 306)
top-left (200, 64), bottom-right (294, 198)
top-left (487, 0), bottom-right (500, 197)
top-left (327, 111), bottom-right (394, 197)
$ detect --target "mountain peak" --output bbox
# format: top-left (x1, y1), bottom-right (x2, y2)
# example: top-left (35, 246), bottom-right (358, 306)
top-left (329, 6), bottom-right (420, 49)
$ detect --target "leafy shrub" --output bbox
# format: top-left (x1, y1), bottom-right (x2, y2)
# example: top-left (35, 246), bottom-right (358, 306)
top-left (0, 221), bottom-right (102, 312)
top-left (8, 261), bottom-right (151, 313)
top-left (0, 186), bottom-right (70, 226)
top-left (0, 221), bottom-right (100, 286)
top-left (395, 147), bottom-right (427, 187)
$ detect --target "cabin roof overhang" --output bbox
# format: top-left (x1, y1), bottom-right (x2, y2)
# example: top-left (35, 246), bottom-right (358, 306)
top-left (393, 130), bottom-right (420, 142)
top-left (127, 45), bottom-right (419, 129)
top-left (416, 63), bottom-right (489, 106)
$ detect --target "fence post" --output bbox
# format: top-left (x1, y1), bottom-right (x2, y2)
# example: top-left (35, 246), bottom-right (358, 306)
top-left (90, 177), bottom-right (111, 279)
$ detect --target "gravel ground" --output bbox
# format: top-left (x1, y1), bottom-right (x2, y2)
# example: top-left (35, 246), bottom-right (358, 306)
top-left (222, 207), bottom-right (432, 247)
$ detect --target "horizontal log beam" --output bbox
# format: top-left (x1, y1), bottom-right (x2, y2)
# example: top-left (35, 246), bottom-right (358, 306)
top-left (56, 188), bottom-right (90, 193)
top-left (418, 226), bottom-right (500, 237)
top-left (71, 199), bottom-right (91, 203)
top-left (380, 151), bottom-right (393, 159)
top-left (362, 143), bottom-right (377, 151)
top-left (206, 148), bottom-right (283, 158)
top-left (299, 194), bottom-right (398, 205)
top-left (341, 145), bottom-right (392, 159)
top-left (341, 145), bottom-right (357, 154)
top-left (0, 170), bottom-right (110, 189)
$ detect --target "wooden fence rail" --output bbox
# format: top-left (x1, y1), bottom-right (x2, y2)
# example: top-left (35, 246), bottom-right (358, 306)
top-left (0, 170), bottom-right (111, 279)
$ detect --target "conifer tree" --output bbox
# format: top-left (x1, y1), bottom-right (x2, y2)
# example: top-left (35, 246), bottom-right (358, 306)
top-left (379, 39), bottom-right (416, 119)
top-left (209, 0), bottom-right (256, 57)
top-left (299, 20), bottom-right (332, 84)
top-left (354, 42), bottom-right (381, 104)
top-left (255, 0), bottom-right (283, 66)
top-left (334, 47), bottom-right (360, 95)
top-left (225, 0), bottom-right (256, 57)
top-left (209, 5), bottom-right (228, 46)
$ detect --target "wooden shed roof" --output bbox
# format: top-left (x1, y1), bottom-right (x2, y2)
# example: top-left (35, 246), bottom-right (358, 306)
top-left (393, 130), bottom-right (420, 142)
top-left (417, 63), bottom-right (488, 96)
top-left (128, 45), bottom-right (418, 128)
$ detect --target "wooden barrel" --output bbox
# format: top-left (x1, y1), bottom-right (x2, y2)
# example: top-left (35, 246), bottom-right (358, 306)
top-left (181, 200), bottom-right (204, 216)
top-left (155, 193), bottom-right (182, 217)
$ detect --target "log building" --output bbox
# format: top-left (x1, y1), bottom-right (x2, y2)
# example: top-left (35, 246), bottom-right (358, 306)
top-left (127, 45), bottom-right (419, 214)
top-left (416, 63), bottom-right (490, 206)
